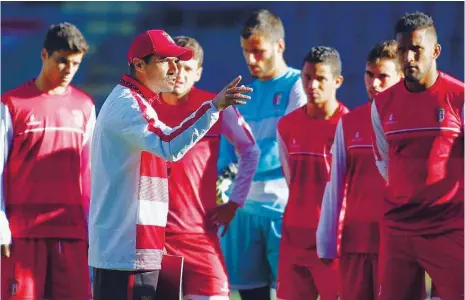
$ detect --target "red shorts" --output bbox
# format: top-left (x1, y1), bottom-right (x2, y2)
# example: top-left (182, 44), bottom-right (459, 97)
top-left (1, 238), bottom-right (91, 300)
top-left (164, 233), bottom-right (229, 298)
top-left (379, 229), bottom-right (464, 300)
top-left (339, 253), bottom-right (379, 300)
top-left (431, 281), bottom-right (440, 298)
top-left (276, 247), bottom-right (339, 300)
top-left (341, 253), bottom-right (433, 300)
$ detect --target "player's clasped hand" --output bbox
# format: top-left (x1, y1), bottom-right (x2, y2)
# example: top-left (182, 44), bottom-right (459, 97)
top-left (319, 258), bottom-right (334, 265)
top-left (210, 201), bottom-right (240, 237)
top-left (1, 244), bottom-right (11, 258)
top-left (212, 75), bottom-right (253, 111)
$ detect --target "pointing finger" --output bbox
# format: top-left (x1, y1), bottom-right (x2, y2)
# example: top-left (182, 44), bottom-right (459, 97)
top-left (226, 76), bottom-right (242, 89)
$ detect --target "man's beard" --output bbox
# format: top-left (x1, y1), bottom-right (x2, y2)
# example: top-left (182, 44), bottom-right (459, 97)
top-left (404, 73), bottom-right (419, 82)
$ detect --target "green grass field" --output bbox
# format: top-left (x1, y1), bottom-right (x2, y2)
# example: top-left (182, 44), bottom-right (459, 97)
top-left (230, 290), bottom-right (275, 300)
top-left (228, 274), bottom-right (433, 300)
top-left (229, 291), bottom-right (241, 300)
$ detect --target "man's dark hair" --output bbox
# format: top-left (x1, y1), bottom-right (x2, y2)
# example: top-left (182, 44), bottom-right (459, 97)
top-left (367, 40), bottom-right (401, 71)
top-left (128, 54), bottom-right (154, 77)
top-left (241, 9), bottom-right (284, 42)
top-left (44, 22), bottom-right (89, 56)
top-left (302, 46), bottom-right (342, 77)
top-left (394, 11), bottom-right (437, 41)
top-left (174, 36), bottom-right (204, 67)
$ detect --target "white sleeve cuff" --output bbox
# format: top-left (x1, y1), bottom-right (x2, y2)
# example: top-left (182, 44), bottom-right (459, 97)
top-left (0, 211), bottom-right (11, 245)
top-left (209, 100), bottom-right (219, 112)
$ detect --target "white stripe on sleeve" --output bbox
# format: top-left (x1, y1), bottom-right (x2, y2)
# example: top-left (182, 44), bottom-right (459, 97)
top-left (0, 102), bottom-right (12, 245)
top-left (285, 78), bottom-right (307, 115)
top-left (220, 107), bottom-right (259, 206)
top-left (317, 119), bottom-right (347, 259)
top-left (371, 100), bottom-right (389, 182)
top-left (277, 129), bottom-right (291, 187)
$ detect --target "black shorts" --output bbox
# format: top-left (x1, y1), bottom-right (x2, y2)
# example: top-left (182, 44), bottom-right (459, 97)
top-left (93, 268), bottom-right (160, 300)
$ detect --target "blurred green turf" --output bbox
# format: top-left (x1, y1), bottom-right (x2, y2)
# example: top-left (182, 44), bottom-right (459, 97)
top-left (230, 291), bottom-right (240, 300)
top-left (230, 290), bottom-right (276, 300)
top-left (229, 274), bottom-right (433, 300)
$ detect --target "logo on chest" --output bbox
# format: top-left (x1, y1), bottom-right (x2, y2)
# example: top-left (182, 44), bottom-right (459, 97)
top-left (348, 130), bottom-right (372, 149)
top-left (352, 131), bottom-right (363, 142)
top-left (288, 137), bottom-right (300, 150)
top-left (386, 113), bottom-right (396, 125)
top-left (26, 114), bottom-right (42, 126)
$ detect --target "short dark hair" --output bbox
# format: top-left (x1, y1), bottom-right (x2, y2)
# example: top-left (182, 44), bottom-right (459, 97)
top-left (128, 54), bottom-right (154, 77)
top-left (366, 40), bottom-right (401, 71)
top-left (302, 46), bottom-right (342, 77)
top-left (173, 36), bottom-right (204, 67)
top-left (241, 9), bottom-right (284, 42)
top-left (394, 11), bottom-right (437, 41)
top-left (44, 22), bottom-right (89, 56)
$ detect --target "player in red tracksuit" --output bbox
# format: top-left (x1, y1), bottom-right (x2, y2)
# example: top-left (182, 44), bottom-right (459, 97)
top-left (316, 40), bottom-right (403, 300)
top-left (372, 12), bottom-right (463, 300)
top-left (1, 23), bottom-right (94, 299)
top-left (276, 46), bottom-right (349, 300)
top-left (158, 36), bottom-right (260, 300)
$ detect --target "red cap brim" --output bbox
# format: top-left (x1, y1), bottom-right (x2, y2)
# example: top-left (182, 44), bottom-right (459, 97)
top-left (157, 45), bottom-right (193, 61)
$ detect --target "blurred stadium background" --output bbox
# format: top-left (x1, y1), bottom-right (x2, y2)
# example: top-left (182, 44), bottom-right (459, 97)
top-left (1, 2), bottom-right (461, 299)
top-left (2, 1), bottom-right (463, 113)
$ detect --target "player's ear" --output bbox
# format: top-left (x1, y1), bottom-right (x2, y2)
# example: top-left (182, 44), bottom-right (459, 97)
top-left (395, 62), bottom-right (404, 79)
top-left (277, 38), bottom-right (285, 54)
top-left (195, 66), bottom-right (203, 83)
top-left (335, 75), bottom-right (344, 89)
top-left (132, 58), bottom-right (145, 73)
top-left (40, 49), bottom-right (49, 62)
top-left (433, 43), bottom-right (441, 60)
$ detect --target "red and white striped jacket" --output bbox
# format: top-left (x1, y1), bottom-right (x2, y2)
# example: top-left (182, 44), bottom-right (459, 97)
top-left (88, 74), bottom-right (221, 270)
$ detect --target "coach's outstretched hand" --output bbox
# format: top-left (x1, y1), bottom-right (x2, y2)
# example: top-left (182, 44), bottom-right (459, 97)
top-left (212, 76), bottom-right (253, 111)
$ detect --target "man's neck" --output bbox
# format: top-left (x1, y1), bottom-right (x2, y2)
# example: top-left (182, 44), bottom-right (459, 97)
top-left (35, 72), bottom-right (68, 95)
top-left (405, 67), bottom-right (440, 93)
top-left (134, 73), bottom-right (167, 94)
top-left (162, 91), bottom-right (189, 106)
top-left (306, 99), bottom-right (340, 120)
top-left (260, 59), bottom-right (288, 81)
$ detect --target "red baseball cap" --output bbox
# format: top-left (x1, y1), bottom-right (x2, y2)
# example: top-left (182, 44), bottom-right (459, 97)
top-left (127, 30), bottom-right (193, 64)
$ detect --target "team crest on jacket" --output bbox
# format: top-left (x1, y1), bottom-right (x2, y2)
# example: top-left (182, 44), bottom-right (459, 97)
top-left (436, 106), bottom-right (445, 123)
top-left (273, 92), bottom-right (283, 105)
